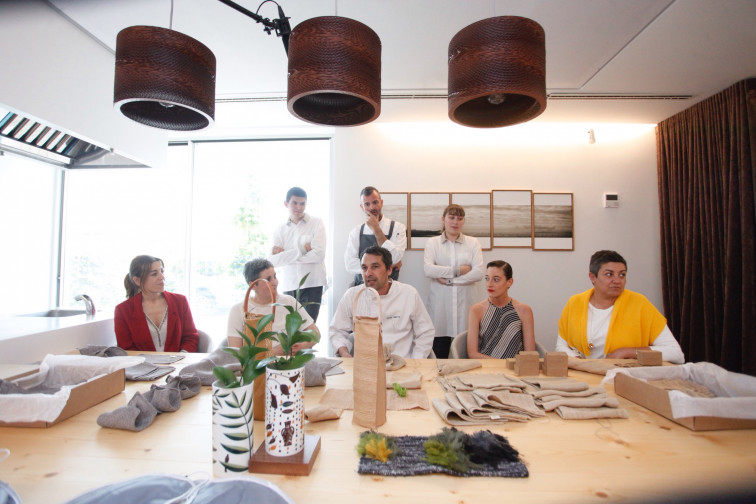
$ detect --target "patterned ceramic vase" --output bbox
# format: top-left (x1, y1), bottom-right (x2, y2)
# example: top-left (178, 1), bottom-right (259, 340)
top-left (265, 365), bottom-right (305, 456)
top-left (212, 380), bottom-right (254, 477)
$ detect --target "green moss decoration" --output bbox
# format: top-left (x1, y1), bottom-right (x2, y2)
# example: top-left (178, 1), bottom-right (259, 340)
top-left (392, 382), bottom-right (408, 397)
top-left (357, 431), bottom-right (397, 463)
top-left (423, 428), bottom-right (481, 473)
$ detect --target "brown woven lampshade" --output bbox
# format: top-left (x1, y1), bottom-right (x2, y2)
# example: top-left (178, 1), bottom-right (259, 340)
top-left (287, 17), bottom-right (381, 127)
top-left (448, 16), bottom-right (546, 128)
top-left (114, 26), bottom-right (216, 131)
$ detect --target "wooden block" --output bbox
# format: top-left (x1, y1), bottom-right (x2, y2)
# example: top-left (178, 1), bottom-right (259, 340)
top-left (637, 349), bottom-right (663, 366)
top-left (249, 434), bottom-right (321, 476)
top-left (514, 351), bottom-right (540, 376)
top-left (543, 351), bottom-right (568, 377)
top-left (506, 358), bottom-right (516, 370)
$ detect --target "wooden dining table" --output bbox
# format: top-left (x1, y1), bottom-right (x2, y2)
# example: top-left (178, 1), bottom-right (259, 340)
top-left (1, 355), bottom-right (755, 503)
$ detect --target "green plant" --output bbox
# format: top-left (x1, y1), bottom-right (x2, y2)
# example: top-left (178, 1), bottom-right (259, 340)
top-left (212, 274), bottom-right (318, 387)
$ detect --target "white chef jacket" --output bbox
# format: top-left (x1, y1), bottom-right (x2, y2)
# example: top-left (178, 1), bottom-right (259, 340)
top-left (344, 216), bottom-right (407, 274)
top-left (329, 281), bottom-right (435, 359)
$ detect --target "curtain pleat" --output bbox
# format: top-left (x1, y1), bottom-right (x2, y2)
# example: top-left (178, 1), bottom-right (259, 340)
top-left (656, 79), bottom-right (756, 375)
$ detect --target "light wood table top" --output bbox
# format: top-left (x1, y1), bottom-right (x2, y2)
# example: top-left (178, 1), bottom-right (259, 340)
top-left (1, 356), bottom-right (755, 503)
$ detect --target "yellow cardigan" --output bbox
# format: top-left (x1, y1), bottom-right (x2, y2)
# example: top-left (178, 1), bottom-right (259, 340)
top-left (558, 289), bottom-right (667, 356)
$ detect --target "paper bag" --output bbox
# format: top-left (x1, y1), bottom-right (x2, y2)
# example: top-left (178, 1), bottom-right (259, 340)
top-left (352, 287), bottom-right (386, 428)
top-left (240, 280), bottom-right (275, 421)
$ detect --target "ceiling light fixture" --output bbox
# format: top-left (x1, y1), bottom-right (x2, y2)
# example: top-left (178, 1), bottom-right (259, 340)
top-left (448, 16), bottom-right (546, 128)
top-left (287, 16), bottom-right (382, 126)
top-left (114, 1), bottom-right (217, 131)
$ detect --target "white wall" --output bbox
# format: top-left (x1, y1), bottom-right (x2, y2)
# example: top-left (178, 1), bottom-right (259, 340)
top-left (329, 99), bottom-right (661, 351)
top-left (0, 0), bottom-right (166, 168)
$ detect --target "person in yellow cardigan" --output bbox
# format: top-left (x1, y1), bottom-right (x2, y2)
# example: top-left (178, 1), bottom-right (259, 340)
top-left (556, 250), bottom-right (684, 363)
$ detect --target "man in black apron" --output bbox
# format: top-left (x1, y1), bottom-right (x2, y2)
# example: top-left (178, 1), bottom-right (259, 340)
top-left (344, 186), bottom-right (407, 286)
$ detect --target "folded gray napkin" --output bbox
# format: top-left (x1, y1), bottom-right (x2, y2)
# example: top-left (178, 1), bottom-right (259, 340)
top-left (0, 379), bottom-right (63, 395)
top-left (125, 363), bottom-right (175, 381)
top-left (305, 357), bottom-right (343, 387)
top-left (78, 345), bottom-right (128, 357)
top-left (96, 375), bottom-right (201, 431)
top-left (179, 348), bottom-right (241, 386)
top-left (97, 392), bottom-right (157, 431)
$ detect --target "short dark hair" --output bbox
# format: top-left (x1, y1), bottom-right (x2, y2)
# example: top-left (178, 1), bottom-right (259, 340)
top-left (487, 260), bottom-right (513, 279)
top-left (243, 258), bottom-right (274, 284)
top-left (589, 250), bottom-right (627, 276)
top-left (360, 245), bottom-right (392, 270)
top-left (286, 187), bottom-right (307, 201)
top-left (360, 186), bottom-right (380, 200)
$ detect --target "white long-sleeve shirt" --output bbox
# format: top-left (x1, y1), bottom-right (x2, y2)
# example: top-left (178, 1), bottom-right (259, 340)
top-left (344, 216), bottom-right (407, 275)
top-left (267, 214), bottom-right (327, 292)
top-left (555, 303), bottom-right (685, 364)
top-left (423, 233), bottom-right (485, 337)
top-left (329, 281), bottom-right (435, 359)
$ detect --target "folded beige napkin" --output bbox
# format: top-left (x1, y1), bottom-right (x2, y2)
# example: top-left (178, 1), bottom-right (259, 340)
top-left (567, 358), bottom-right (640, 376)
top-left (318, 387), bottom-right (429, 411)
top-left (387, 389), bottom-right (429, 411)
top-left (305, 404), bottom-right (343, 423)
top-left (522, 377), bottom-right (589, 392)
top-left (431, 396), bottom-right (511, 426)
top-left (555, 405), bottom-right (629, 420)
top-left (530, 386), bottom-right (606, 400)
top-left (540, 395), bottom-right (620, 412)
top-left (384, 344), bottom-right (406, 371)
top-left (386, 370), bottom-right (422, 389)
top-left (473, 389), bottom-right (546, 418)
top-left (436, 360), bottom-right (482, 376)
top-left (457, 373), bottom-right (528, 392)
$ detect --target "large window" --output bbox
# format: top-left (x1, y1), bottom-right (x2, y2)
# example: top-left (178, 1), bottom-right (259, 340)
top-left (0, 153), bottom-right (61, 316)
top-left (61, 138), bottom-right (331, 350)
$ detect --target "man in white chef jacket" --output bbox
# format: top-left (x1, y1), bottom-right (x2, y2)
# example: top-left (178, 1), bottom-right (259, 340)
top-left (331, 245), bottom-right (435, 359)
top-left (344, 186), bottom-right (407, 286)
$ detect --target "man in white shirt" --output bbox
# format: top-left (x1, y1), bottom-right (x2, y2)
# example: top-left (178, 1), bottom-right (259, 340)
top-left (331, 245), bottom-right (435, 359)
top-left (344, 186), bottom-right (407, 286)
top-left (268, 187), bottom-right (327, 321)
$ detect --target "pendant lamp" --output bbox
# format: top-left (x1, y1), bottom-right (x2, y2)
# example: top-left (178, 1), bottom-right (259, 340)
top-left (114, 26), bottom-right (216, 131)
top-left (448, 16), bottom-right (546, 128)
top-left (287, 16), bottom-right (381, 126)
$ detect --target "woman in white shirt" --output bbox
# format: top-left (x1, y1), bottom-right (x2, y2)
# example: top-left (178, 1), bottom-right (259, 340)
top-left (423, 204), bottom-right (484, 356)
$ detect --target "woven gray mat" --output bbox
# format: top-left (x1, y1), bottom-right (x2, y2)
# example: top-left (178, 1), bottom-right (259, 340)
top-left (357, 435), bottom-right (528, 478)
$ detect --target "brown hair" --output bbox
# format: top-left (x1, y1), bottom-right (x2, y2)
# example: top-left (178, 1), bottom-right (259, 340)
top-left (124, 255), bottom-right (163, 298)
top-left (487, 260), bottom-right (513, 280)
top-left (441, 204), bottom-right (465, 232)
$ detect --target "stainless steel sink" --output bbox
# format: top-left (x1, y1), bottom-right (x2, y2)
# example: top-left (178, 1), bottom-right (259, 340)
top-left (19, 309), bottom-right (88, 317)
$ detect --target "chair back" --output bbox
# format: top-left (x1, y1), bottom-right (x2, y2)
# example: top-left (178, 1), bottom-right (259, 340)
top-left (197, 330), bottom-right (212, 353)
top-left (449, 331), bottom-right (468, 359)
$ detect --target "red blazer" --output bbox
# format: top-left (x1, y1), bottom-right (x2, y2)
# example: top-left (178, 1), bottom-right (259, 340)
top-left (114, 291), bottom-right (199, 352)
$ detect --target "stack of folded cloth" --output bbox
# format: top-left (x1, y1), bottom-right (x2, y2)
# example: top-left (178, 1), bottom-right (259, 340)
top-left (433, 374), bottom-right (545, 426)
top-left (522, 377), bottom-right (629, 420)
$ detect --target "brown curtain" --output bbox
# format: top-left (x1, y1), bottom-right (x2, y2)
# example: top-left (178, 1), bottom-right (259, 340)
top-left (656, 78), bottom-right (756, 375)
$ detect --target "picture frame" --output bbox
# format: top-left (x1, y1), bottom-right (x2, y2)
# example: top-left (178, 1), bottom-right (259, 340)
top-left (409, 192), bottom-right (450, 250)
top-left (451, 192), bottom-right (492, 250)
top-left (380, 192), bottom-right (409, 232)
top-left (492, 189), bottom-right (533, 248)
top-left (533, 192), bottom-right (574, 251)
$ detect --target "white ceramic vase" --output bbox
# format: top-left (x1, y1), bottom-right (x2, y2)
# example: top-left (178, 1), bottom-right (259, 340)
top-left (264, 365), bottom-right (305, 457)
top-left (211, 380), bottom-right (254, 477)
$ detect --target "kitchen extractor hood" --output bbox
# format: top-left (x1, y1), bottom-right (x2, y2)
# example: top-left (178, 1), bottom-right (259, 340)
top-left (0, 107), bottom-right (147, 168)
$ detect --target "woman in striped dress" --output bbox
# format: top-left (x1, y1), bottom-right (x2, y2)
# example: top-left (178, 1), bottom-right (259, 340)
top-left (466, 260), bottom-right (535, 359)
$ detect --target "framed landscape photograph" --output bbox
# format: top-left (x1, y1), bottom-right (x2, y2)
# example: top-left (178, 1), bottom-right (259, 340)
top-left (380, 192), bottom-right (409, 230)
top-left (409, 192), bottom-right (450, 250)
top-left (533, 192), bottom-right (574, 251)
top-left (492, 189), bottom-right (533, 248)
top-left (451, 192), bottom-right (492, 250)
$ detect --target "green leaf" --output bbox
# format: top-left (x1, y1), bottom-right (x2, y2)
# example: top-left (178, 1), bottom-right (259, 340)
top-left (255, 313), bottom-right (275, 334)
top-left (212, 366), bottom-right (239, 388)
top-left (224, 432), bottom-right (252, 441)
top-left (285, 312), bottom-right (304, 339)
top-left (220, 443), bottom-right (250, 455)
top-left (219, 462), bottom-right (249, 472)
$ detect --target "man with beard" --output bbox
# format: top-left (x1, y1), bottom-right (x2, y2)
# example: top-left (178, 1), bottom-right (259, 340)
top-left (330, 246), bottom-right (434, 359)
top-left (344, 186), bottom-right (407, 285)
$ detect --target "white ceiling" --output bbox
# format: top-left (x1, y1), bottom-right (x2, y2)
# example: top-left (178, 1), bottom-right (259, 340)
top-left (48, 0), bottom-right (756, 124)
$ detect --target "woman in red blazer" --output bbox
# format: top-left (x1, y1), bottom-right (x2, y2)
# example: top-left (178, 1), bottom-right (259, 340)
top-left (115, 255), bottom-right (199, 352)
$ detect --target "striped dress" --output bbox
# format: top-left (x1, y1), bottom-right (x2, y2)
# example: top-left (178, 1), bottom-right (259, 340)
top-left (478, 300), bottom-right (523, 359)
